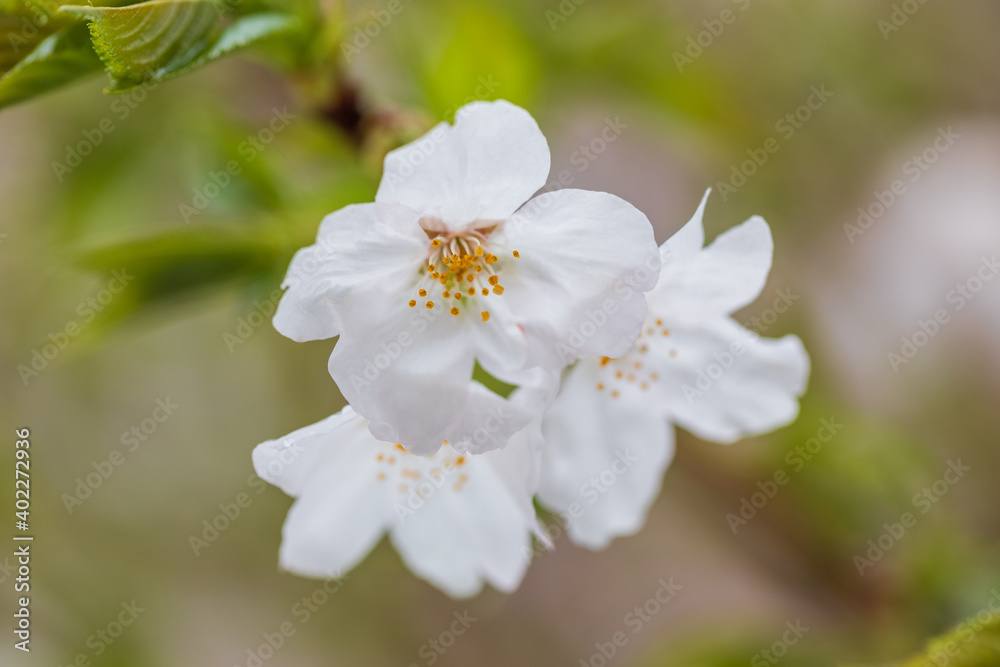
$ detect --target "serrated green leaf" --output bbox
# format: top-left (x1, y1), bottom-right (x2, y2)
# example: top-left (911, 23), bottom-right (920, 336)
top-left (0, 23), bottom-right (101, 109)
top-left (58, 0), bottom-right (300, 92)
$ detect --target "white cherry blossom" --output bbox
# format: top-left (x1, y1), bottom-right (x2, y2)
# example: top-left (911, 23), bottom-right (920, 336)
top-left (537, 191), bottom-right (810, 549)
top-left (272, 100), bottom-right (659, 455)
top-left (253, 403), bottom-right (546, 598)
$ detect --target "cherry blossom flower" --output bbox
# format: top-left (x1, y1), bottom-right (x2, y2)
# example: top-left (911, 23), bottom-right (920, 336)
top-left (253, 402), bottom-right (546, 598)
top-left (536, 191), bottom-right (810, 549)
top-left (272, 100), bottom-right (659, 454)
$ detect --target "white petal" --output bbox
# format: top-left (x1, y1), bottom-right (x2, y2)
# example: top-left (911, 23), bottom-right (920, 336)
top-left (501, 189), bottom-right (660, 368)
top-left (652, 214), bottom-right (774, 320)
top-left (252, 406), bottom-right (360, 496)
top-left (257, 412), bottom-right (391, 579)
top-left (272, 203), bottom-right (426, 342)
top-left (389, 428), bottom-right (539, 598)
top-left (376, 100), bottom-right (550, 226)
top-left (648, 317), bottom-right (810, 443)
top-left (659, 188), bottom-right (709, 266)
top-left (327, 301), bottom-right (537, 455)
top-left (537, 360), bottom-right (673, 550)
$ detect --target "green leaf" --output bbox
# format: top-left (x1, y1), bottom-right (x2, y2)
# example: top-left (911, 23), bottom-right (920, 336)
top-left (75, 223), bottom-right (293, 334)
top-left (0, 23), bottom-right (101, 109)
top-left (842, 612), bottom-right (1000, 667)
top-left (1, 1), bottom-right (58, 74)
top-left (901, 613), bottom-right (1000, 667)
top-left (58, 0), bottom-right (300, 92)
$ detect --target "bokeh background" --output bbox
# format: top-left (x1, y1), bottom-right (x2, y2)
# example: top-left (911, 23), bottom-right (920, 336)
top-left (2, 0), bottom-right (1000, 665)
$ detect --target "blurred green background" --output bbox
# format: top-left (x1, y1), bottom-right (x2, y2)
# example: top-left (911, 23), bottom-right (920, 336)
top-left (2, 0), bottom-right (1000, 665)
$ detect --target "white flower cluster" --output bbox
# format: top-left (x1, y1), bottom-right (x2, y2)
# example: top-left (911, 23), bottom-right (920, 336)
top-left (251, 100), bottom-right (810, 597)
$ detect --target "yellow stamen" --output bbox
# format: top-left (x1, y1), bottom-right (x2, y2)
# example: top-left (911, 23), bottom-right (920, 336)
top-left (481, 310), bottom-right (490, 322)
top-left (450, 307), bottom-right (460, 316)
top-left (408, 299), bottom-right (416, 308)
top-left (492, 285), bottom-right (504, 295)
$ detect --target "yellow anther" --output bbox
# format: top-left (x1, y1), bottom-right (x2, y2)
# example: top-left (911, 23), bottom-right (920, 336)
top-left (431, 238), bottom-right (441, 247)
top-left (611, 390), bottom-right (620, 399)
top-left (492, 285), bottom-right (504, 295)
top-left (488, 275), bottom-right (499, 285)
top-left (395, 443), bottom-right (406, 451)
top-left (475, 245), bottom-right (484, 257)
top-left (481, 310), bottom-right (490, 322)
top-left (596, 383), bottom-right (604, 391)
top-left (650, 373), bottom-right (660, 381)
top-left (450, 307), bottom-right (460, 316)
top-left (409, 300), bottom-right (416, 308)
top-left (456, 455), bottom-right (466, 466)
top-left (599, 357), bottom-right (611, 366)
top-left (418, 289), bottom-right (427, 297)
top-left (474, 265), bottom-right (482, 272)
top-left (482, 288), bottom-right (489, 296)
top-left (377, 473), bottom-right (386, 481)
top-left (512, 250), bottom-right (520, 258)
top-left (442, 290), bottom-right (450, 298)
top-left (426, 302), bottom-right (434, 309)
top-left (467, 287), bottom-right (475, 295)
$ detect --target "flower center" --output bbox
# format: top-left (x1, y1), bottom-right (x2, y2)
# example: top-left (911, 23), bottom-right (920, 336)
top-left (593, 318), bottom-right (673, 398)
top-left (373, 442), bottom-right (470, 498)
top-left (407, 218), bottom-right (519, 321)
